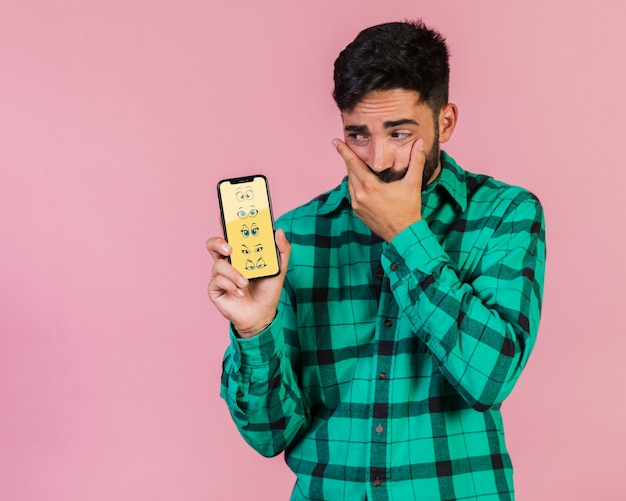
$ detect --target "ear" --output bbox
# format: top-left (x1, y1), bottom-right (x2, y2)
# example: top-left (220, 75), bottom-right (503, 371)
top-left (437, 103), bottom-right (458, 144)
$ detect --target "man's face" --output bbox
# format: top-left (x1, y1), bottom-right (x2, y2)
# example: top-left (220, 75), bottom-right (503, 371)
top-left (341, 89), bottom-right (441, 188)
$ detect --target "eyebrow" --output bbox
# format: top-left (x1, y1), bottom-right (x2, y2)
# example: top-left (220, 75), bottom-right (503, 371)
top-left (344, 119), bottom-right (419, 133)
top-left (344, 124), bottom-right (369, 133)
top-left (383, 119), bottom-right (419, 128)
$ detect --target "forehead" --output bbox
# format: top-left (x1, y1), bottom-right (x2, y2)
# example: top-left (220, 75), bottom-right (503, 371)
top-left (341, 89), bottom-right (428, 123)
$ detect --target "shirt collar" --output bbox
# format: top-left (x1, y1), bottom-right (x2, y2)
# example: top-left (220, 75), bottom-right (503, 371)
top-left (316, 150), bottom-right (468, 215)
top-left (428, 150), bottom-right (468, 212)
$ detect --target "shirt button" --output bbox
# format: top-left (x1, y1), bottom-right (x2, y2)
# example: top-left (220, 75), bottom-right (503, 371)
top-left (379, 371), bottom-right (388, 380)
top-left (373, 477), bottom-right (383, 487)
top-left (390, 263), bottom-right (398, 271)
top-left (375, 424), bottom-right (384, 434)
top-left (236, 391), bottom-right (244, 398)
top-left (384, 319), bottom-right (393, 328)
top-left (376, 271), bottom-right (384, 280)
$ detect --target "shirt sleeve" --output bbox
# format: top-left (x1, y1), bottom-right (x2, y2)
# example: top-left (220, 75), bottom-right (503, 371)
top-left (381, 192), bottom-right (546, 411)
top-left (219, 293), bottom-right (310, 457)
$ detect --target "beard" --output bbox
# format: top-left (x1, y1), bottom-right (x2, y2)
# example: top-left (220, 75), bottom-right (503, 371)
top-left (372, 133), bottom-right (441, 189)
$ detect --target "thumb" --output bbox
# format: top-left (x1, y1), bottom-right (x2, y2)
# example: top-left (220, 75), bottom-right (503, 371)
top-left (275, 228), bottom-right (291, 275)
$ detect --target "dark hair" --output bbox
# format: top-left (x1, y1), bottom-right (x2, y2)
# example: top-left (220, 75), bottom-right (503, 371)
top-left (333, 20), bottom-right (450, 114)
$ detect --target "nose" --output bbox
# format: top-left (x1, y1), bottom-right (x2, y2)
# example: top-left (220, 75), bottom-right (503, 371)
top-left (368, 140), bottom-right (394, 173)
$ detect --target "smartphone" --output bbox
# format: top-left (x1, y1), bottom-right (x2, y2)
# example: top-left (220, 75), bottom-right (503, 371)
top-left (217, 175), bottom-right (280, 280)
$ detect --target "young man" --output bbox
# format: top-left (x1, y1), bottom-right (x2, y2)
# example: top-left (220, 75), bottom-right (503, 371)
top-left (207, 20), bottom-right (546, 500)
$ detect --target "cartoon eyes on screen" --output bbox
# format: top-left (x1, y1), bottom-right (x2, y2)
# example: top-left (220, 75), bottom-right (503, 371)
top-left (236, 186), bottom-right (264, 262)
top-left (245, 258), bottom-right (267, 270)
top-left (240, 223), bottom-right (259, 238)
top-left (236, 186), bottom-right (258, 219)
top-left (236, 187), bottom-right (254, 202)
top-left (237, 207), bottom-right (258, 219)
top-left (241, 244), bottom-right (263, 254)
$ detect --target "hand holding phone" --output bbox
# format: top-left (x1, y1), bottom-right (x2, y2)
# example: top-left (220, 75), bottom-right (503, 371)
top-left (217, 175), bottom-right (281, 280)
top-left (206, 228), bottom-right (290, 338)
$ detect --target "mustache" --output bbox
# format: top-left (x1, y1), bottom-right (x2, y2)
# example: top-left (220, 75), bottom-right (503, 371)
top-left (368, 165), bottom-right (409, 183)
top-left (367, 145), bottom-right (440, 188)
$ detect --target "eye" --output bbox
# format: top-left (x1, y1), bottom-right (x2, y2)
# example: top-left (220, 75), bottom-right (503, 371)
top-left (250, 224), bottom-right (259, 237)
top-left (391, 131), bottom-right (411, 140)
top-left (245, 260), bottom-right (255, 270)
top-left (347, 133), bottom-right (369, 145)
top-left (248, 207), bottom-right (258, 218)
top-left (254, 244), bottom-right (263, 253)
top-left (241, 224), bottom-right (250, 238)
top-left (235, 190), bottom-right (245, 202)
top-left (237, 208), bottom-right (247, 219)
top-left (241, 245), bottom-right (251, 254)
top-left (256, 258), bottom-right (267, 269)
top-left (245, 189), bottom-right (254, 200)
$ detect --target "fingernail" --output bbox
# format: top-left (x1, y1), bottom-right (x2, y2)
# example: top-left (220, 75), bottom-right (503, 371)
top-left (417, 139), bottom-right (425, 151)
top-left (332, 139), bottom-right (339, 148)
top-left (236, 288), bottom-right (244, 298)
top-left (237, 276), bottom-right (247, 288)
top-left (221, 243), bottom-right (231, 254)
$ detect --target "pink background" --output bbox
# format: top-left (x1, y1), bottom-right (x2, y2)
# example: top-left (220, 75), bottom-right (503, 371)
top-left (1, 1), bottom-right (624, 499)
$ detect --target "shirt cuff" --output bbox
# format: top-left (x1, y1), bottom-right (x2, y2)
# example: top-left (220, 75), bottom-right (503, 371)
top-left (228, 314), bottom-right (282, 368)
top-left (382, 219), bottom-right (449, 281)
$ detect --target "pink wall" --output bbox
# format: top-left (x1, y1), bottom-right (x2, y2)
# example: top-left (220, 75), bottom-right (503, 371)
top-left (1, 1), bottom-right (624, 499)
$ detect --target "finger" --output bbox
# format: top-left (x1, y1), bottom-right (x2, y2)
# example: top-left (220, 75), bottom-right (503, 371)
top-left (404, 138), bottom-right (426, 186)
top-left (208, 273), bottom-right (245, 300)
top-left (332, 138), bottom-right (369, 204)
top-left (332, 137), bottom-right (358, 163)
top-left (211, 258), bottom-right (248, 289)
top-left (206, 236), bottom-right (232, 262)
top-left (332, 138), bottom-right (369, 182)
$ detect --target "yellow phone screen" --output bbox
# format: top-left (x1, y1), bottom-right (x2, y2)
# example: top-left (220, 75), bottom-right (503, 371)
top-left (218, 176), bottom-right (280, 280)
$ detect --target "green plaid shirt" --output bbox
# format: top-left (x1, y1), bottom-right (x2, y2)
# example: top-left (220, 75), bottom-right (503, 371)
top-left (220, 151), bottom-right (546, 500)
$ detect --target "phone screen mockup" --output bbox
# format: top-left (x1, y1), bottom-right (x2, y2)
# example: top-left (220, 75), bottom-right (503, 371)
top-left (217, 175), bottom-right (280, 280)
